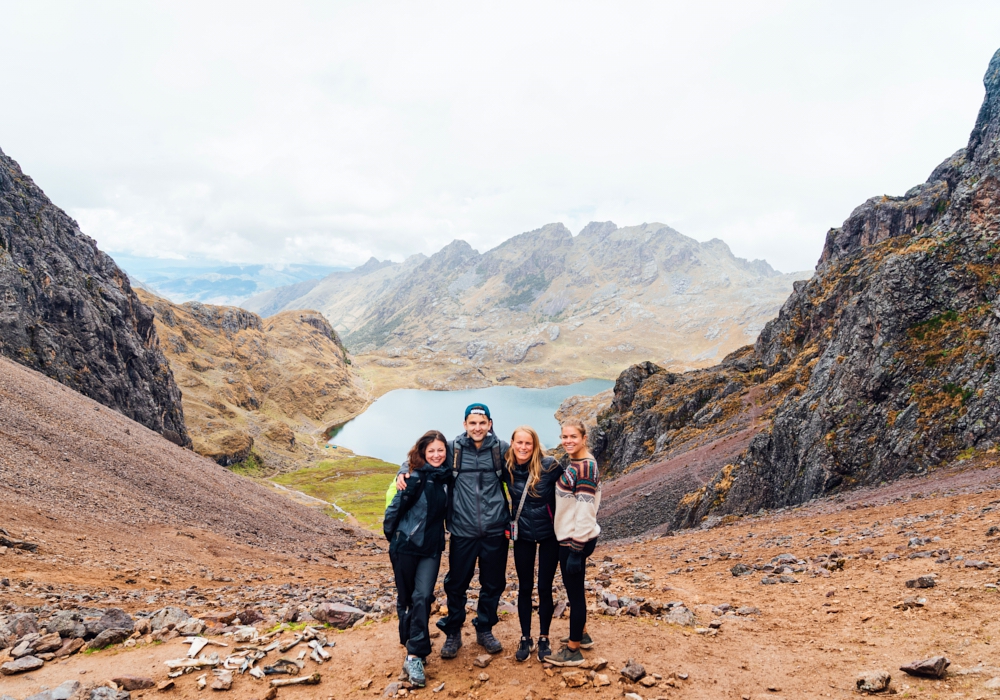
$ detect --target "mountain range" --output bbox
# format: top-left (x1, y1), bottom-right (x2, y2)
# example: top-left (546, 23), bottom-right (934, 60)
top-left (246, 223), bottom-right (809, 389)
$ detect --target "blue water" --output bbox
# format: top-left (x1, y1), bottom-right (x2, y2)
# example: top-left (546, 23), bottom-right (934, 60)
top-left (326, 379), bottom-right (614, 464)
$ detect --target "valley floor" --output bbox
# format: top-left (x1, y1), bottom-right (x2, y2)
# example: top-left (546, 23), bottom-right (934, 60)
top-left (3, 460), bottom-right (1000, 699)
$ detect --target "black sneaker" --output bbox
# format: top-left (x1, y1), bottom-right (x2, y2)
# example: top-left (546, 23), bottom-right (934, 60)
top-left (544, 645), bottom-right (585, 667)
top-left (515, 636), bottom-right (534, 662)
top-left (536, 637), bottom-right (552, 663)
top-left (440, 631), bottom-right (462, 659)
top-left (476, 628), bottom-right (503, 654)
top-left (559, 631), bottom-right (594, 649)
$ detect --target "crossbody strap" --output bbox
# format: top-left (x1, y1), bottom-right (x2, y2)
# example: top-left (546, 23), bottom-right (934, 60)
top-left (513, 478), bottom-right (530, 524)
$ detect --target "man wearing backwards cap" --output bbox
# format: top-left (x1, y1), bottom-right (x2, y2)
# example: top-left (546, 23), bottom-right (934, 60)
top-left (397, 402), bottom-right (510, 657)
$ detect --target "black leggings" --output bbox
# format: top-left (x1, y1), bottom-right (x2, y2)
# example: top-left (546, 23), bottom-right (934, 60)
top-left (391, 551), bottom-right (441, 658)
top-left (559, 539), bottom-right (596, 643)
top-left (512, 536), bottom-right (559, 638)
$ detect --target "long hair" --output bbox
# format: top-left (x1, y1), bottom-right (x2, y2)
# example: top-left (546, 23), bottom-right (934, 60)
top-left (407, 430), bottom-right (448, 472)
top-left (505, 425), bottom-right (545, 497)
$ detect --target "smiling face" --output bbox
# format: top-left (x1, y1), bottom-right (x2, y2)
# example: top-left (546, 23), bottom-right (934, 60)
top-left (512, 430), bottom-right (534, 463)
top-left (560, 424), bottom-right (586, 458)
top-left (464, 413), bottom-right (492, 443)
top-left (425, 439), bottom-right (447, 467)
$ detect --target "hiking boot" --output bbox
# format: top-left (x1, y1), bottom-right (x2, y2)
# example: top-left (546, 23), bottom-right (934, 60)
top-left (476, 628), bottom-right (503, 654)
top-left (544, 645), bottom-right (585, 667)
top-left (403, 656), bottom-right (426, 687)
top-left (515, 636), bottom-right (534, 662)
top-left (536, 636), bottom-right (552, 663)
top-left (440, 632), bottom-right (462, 659)
top-left (559, 631), bottom-right (594, 649)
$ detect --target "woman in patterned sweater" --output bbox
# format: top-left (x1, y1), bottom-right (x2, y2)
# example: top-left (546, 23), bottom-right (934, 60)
top-left (544, 419), bottom-right (601, 666)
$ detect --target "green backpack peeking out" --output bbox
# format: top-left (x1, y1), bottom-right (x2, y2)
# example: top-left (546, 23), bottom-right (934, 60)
top-left (385, 478), bottom-right (399, 510)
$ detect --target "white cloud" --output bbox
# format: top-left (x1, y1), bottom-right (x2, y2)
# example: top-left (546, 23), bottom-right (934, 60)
top-left (1, 1), bottom-right (998, 271)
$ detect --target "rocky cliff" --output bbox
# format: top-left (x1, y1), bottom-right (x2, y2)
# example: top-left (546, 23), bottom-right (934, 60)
top-left (138, 290), bottom-right (366, 470)
top-left (246, 223), bottom-right (808, 389)
top-left (590, 48), bottom-right (1000, 537)
top-left (0, 148), bottom-right (188, 445)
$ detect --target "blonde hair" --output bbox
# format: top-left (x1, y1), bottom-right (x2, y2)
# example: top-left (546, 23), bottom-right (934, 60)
top-left (506, 425), bottom-right (545, 497)
top-left (559, 419), bottom-right (587, 437)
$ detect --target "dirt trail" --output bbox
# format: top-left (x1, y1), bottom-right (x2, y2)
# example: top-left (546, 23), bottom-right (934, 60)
top-left (4, 456), bottom-right (1000, 700)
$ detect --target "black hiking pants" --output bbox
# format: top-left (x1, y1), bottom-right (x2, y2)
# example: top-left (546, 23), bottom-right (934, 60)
top-left (391, 551), bottom-right (441, 658)
top-left (436, 534), bottom-right (508, 634)
top-left (559, 538), bottom-right (597, 643)
top-left (513, 536), bottom-right (559, 638)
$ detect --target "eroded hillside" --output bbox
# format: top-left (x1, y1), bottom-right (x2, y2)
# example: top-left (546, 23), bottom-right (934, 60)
top-left (138, 290), bottom-right (367, 472)
top-left (588, 47), bottom-right (1000, 537)
top-left (246, 223), bottom-right (808, 390)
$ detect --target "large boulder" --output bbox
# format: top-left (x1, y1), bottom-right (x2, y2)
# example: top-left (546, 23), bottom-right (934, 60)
top-left (47, 611), bottom-right (86, 639)
top-left (0, 655), bottom-right (45, 675)
top-left (148, 607), bottom-right (190, 632)
top-left (86, 628), bottom-right (130, 651)
top-left (310, 602), bottom-right (365, 629)
top-left (10, 613), bottom-right (39, 641)
top-left (89, 688), bottom-right (131, 700)
top-left (86, 609), bottom-right (134, 638)
top-left (24, 680), bottom-right (81, 700)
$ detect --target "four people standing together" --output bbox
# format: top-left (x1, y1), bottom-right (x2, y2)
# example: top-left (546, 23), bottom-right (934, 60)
top-left (385, 403), bottom-right (601, 687)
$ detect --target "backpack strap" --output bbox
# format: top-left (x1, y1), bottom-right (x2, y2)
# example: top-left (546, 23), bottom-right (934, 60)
top-left (491, 443), bottom-right (503, 481)
top-left (452, 443), bottom-right (464, 481)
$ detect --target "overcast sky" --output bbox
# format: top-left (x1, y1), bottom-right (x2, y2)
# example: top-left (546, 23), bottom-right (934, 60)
top-left (1, 2), bottom-right (998, 273)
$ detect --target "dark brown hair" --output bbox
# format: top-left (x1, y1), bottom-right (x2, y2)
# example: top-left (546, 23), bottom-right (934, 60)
top-left (407, 430), bottom-right (448, 472)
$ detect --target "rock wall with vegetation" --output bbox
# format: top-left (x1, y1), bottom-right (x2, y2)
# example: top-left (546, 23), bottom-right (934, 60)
top-left (594, 48), bottom-right (1000, 534)
top-left (0, 147), bottom-right (189, 445)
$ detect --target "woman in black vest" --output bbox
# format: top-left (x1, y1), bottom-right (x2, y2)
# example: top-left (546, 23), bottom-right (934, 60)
top-left (384, 430), bottom-right (450, 688)
top-left (504, 425), bottom-right (564, 662)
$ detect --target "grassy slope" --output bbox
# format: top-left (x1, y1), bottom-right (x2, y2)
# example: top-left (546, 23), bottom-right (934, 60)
top-left (271, 454), bottom-right (400, 531)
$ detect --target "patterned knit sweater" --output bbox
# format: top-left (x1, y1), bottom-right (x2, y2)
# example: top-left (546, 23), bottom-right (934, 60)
top-left (554, 457), bottom-right (601, 551)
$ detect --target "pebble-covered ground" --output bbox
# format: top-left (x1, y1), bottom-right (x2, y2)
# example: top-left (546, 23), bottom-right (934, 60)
top-left (3, 456), bottom-right (1000, 700)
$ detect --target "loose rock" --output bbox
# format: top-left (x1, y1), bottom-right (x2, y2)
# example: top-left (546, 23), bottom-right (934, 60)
top-left (112, 676), bottom-right (157, 691)
top-left (1, 655), bottom-right (45, 675)
top-left (621, 658), bottom-right (646, 682)
top-left (900, 656), bottom-right (950, 679)
top-left (24, 681), bottom-right (81, 700)
top-left (86, 628), bottom-right (130, 651)
top-left (856, 670), bottom-right (891, 693)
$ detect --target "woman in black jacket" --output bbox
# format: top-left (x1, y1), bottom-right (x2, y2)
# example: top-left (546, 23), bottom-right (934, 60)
top-left (504, 425), bottom-right (564, 663)
top-left (384, 430), bottom-right (450, 688)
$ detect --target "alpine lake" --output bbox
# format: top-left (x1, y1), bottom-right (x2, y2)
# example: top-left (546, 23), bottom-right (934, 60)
top-left (272, 379), bottom-right (614, 530)
top-left (326, 378), bottom-right (614, 465)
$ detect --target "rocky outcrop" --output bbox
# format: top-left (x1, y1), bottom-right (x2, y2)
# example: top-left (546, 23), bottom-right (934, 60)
top-left (0, 148), bottom-right (188, 445)
top-left (594, 48), bottom-right (1000, 534)
top-left (139, 291), bottom-right (365, 471)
